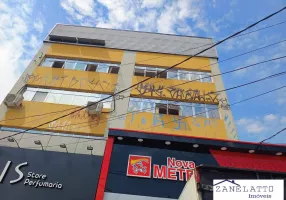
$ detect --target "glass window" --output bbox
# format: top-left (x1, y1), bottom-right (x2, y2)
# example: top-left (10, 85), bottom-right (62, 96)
top-left (157, 69), bottom-right (167, 78)
top-left (45, 93), bottom-right (62, 104)
top-left (189, 72), bottom-right (201, 82)
top-left (167, 69), bottom-right (178, 80)
top-left (168, 104), bottom-right (180, 115)
top-left (32, 91), bottom-right (48, 102)
top-left (59, 94), bottom-right (74, 105)
top-left (178, 70), bottom-right (188, 80)
top-left (134, 68), bottom-right (145, 76)
top-left (74, 61), bottom-right (87, 71)
top-left (72, 95), bottom-right (87, 106)
top-left (207, 104), bottom-right (220, 119)
top-left (97, 63), bottom-right (109, 73)
top-left (64, 60), bottom-right (76, 70)
top-left (142, 99), bottom-right (155, 113)
top-left (194, 104), bottom-right (207, 118)
top-left (145, 69), bottom-right (157, 78)
top-left (181, 102), bottom-right (194, 117)
top-left (128, 98), bottom-right (142, 112)
top-left (86, 63), bottom-right (98, 72)
top-left (201, 72), bottom-right (212, 83)
top-left (23, 90), bottom-right (36, 101)
top-left (108, 66), bottom-right (120, 74)
top-left (41, 58), bottom-right (55, 67)
top-left (86, 94), bottom-right (101, 103)
top-left (52, 61), bottom-right (65, 68)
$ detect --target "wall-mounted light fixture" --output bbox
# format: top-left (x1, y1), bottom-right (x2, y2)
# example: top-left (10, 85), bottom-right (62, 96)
top-left (87, 145), bottom-right (93, 155)
top-left (7, 137), bottom-right (20, 148)
top-left (60, 143), bottom-right (68, 153)
top-left (34, 140), bottom-right (44, 150)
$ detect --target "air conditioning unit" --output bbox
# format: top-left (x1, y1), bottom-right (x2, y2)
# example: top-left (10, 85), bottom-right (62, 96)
top-left (4, 94), bottom-right (24, 107)
top-left (86, 102), bottom-right (103, 117)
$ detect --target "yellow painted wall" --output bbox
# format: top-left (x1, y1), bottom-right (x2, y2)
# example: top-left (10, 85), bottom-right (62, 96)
top-left (47, 43), bottom-right (124, 63)
top-left (136, 52), bottom-right (211, 71)
top-left (124, 112), bottom-right (227, 139)
top-left (0, 101), bottom-right (108, 136)
top-left (131, 76), bottom-right (219, 104)
top-left (25, 66), bottom-right (118, 93)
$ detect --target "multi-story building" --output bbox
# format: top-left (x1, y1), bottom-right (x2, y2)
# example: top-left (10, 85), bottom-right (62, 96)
top-left (0, 25), bottom-right (285, 200)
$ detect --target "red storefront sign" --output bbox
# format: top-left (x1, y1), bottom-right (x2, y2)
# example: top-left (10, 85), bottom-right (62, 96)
top-left (127, 154), bottom-right (195, 181)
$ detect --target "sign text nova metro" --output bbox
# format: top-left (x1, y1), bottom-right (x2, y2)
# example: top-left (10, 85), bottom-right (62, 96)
top-left (127, 155), bottom-right (195, 181)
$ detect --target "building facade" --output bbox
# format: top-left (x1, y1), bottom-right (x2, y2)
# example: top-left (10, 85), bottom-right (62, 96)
top-left (1, 24), bottom-right (284, 200)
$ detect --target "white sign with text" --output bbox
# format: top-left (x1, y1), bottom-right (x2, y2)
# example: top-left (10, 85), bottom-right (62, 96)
top-left (213, 179), bottom-right (284, 200)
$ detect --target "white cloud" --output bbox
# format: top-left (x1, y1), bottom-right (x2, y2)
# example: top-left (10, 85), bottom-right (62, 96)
top-left (60, 0), bottom-right (95, 19)
top-left (237, 118), bottom-right (265, 133)
top-left (0, 0), bottom-right (40, 103)
top-left (263, 114), bottom-right (277, 122)
top-left (142, 0), bottom-right (165, 8)
top-left (237, 114), bottom-right (285, 135)
top-left (33, 18), bottom-right (44, 33)
top-left (60, 0), bottom-right (204, 36)
top-left (280, 116), bottom-right (286, 124)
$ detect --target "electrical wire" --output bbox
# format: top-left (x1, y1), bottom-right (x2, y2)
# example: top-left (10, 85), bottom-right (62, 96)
top-left (255, 128), bottom-right (286, 150)
top-left (141, 85), bottom-right (286, 131)
top-left (0, 6), bottom-right (285, 141)
top-left (9, 72), bottom-right (286, 133)
top-left (1, 39), bottom-right (284, 123)
top-left (18, 85), bottom-right (286, 148)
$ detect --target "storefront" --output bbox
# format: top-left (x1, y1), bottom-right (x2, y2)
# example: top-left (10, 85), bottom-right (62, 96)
top-left (97, 129), bottom-right (286, 200)
top-left (0, 146), bottom-right (103, 200)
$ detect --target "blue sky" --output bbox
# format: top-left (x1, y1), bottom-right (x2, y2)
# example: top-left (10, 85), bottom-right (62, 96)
top-left (0, 0), bottom-right (285, 144)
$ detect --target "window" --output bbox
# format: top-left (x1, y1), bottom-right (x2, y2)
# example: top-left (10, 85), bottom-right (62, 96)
top-left (167, 69), bottom-right (178, 80)
top-left (156, 103), bottom-right (179, 115)
top-left (97, 63), bottom-right (109, 73)
top-left (32, 91), bottom-right (48, 102)
top-left (206, 105), bottom-right (220, 119)
top-left (52, 61), bottom-right (65, 68)
top-left (45, 92), bottom-right (62, 103)
top-left (168, 104), bottom-right (180, 115)
top-left (157, 69), bottom-right (167, 78)
top-left (40, 58), bottom-right (120, 74)
top-left (64, 60), bottom-right (76, 70)
top-left (86, 63), bottom-right (98, 72)
top-left (194, 104), bottom-right (207, 118)
top-left (74, 61), bottom-right (87, 71)
top-left (23, 90), bottom-right (36, 101)
top-left (128, 97), bottom-right (218, 119)
top-left (134, 67), bottom-right (145, 76)
top-left (181, 102), bottom-right (194, 117)
top-left (178, 70), bottom-right (188, 81)
top-left (59, 93), bottom-right (74, 105)
top-left (72, 94), bottom-right (87, 106)
top-left (189, 72), bottom-right (201, 82)
top-left (145, 69), bottom-right (157, 77)
top-left (41, 58), bottom-right (55, 67)
top-left (201, 72), bottom-right (212, 83)
top-left (108, 66), bottom-right (120, 74)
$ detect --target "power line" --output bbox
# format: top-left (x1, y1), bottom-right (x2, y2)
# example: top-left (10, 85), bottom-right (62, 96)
top-left (18, 85), bottom-right (286, 148)
top-left (255, 128), bottom-right (286, 150)
top-left (113, 20), bottom-right (286, 67)
top-left (11, 71), bottom-right (286, 133)
top-left (0, 6), bottom-right (285, 141)
top-left (142, 84), bottom-right (286, 131)
top-left (1, 39), bottom-right (284, 123)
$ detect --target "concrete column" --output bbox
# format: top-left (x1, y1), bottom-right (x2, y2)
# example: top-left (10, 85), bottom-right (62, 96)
top-left (210, 58), bottom-right (238, 140)
top-left (108, 51), bottom-right (136, 130)
top-left (0, 43), bottom-right (51, 121)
